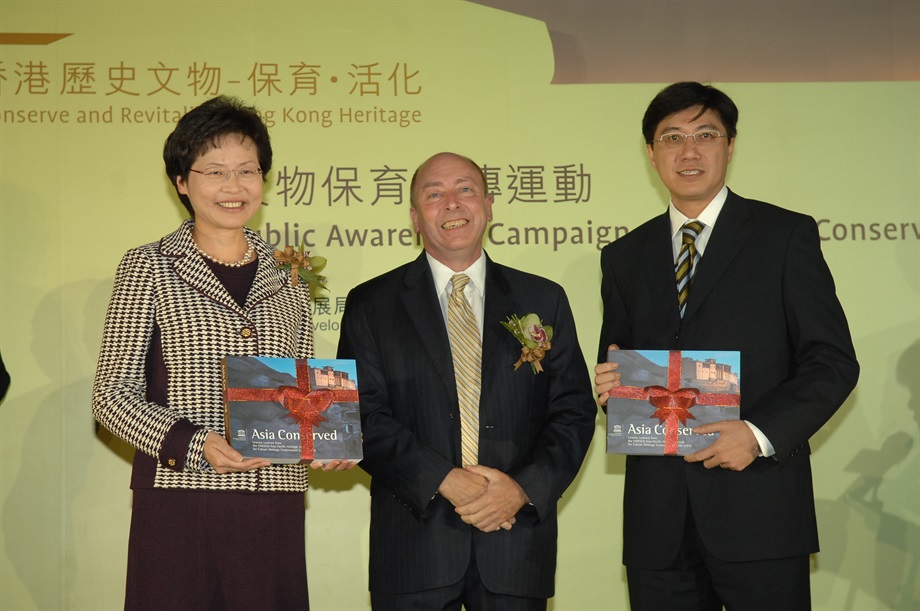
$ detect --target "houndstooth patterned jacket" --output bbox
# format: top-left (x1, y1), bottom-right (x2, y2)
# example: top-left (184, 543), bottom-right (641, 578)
top-left (93, 219), bottom-right (313, 492)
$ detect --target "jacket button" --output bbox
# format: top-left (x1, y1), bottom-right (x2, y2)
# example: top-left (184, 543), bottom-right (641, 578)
top-left (167, 458), bottom-right (176, 467)
top-left (240, 327), bottom-right (254, 338)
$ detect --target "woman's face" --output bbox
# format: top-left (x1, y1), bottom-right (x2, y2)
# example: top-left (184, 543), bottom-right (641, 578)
top-left (176, 134), bottom-right (263, 235)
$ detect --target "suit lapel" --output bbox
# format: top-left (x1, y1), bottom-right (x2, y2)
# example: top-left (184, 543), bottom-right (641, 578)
top-left (160, 221), bottom-right (247, 315)
top-left (481, 256), bottom-right (516, 405)
top-left (244, 228), bottom-right (285, 309)
top-left (400, 254), bottom-right (457, 398)
top-left (645, 214), bottom-right (684, 330)
top-left (684, 190), bottom-right (754, 319)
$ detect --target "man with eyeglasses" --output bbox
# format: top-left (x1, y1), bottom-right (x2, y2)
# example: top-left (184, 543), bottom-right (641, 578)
top-left (594, 82), bottom-right (859, 610)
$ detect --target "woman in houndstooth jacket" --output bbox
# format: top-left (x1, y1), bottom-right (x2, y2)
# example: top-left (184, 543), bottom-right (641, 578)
top-left (93, 96), bottom-right (351, 611)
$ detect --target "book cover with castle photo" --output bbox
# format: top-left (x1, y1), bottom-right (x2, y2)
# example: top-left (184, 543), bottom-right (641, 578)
top-left (222, 356), bottom-right (362, 463)
top-left (606, 350), bottom-right (740, 456)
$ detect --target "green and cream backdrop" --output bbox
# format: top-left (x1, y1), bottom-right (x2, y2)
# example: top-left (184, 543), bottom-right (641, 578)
top-left (1, 1), bottom-right (917, 609)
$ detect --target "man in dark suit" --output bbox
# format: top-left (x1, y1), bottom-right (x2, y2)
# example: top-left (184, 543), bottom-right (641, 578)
top-left (338, 152), bottom-right (596, 610)
top-left (595, 82), bottom-right (859, 610)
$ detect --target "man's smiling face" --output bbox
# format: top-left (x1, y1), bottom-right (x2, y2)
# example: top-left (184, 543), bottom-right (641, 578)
top-left (647, 106), bottom-right (735, 217)
top-left (410, 153), bottom-right (493, 271)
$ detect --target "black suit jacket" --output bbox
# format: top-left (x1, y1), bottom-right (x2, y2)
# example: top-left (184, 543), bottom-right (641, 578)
top-left (338, 253), bottom-right (596, 598)
top-left (598, 189), bottom-right (858, 567)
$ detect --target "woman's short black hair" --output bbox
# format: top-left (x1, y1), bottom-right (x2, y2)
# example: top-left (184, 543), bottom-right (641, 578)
top-left (163, 96), bottom-right (272, 215)
top-left (642, 82), bottom-right (739, 145)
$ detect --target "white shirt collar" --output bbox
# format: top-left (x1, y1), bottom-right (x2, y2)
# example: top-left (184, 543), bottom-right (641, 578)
top-left (669, 186), bottom-right (728, 238)
top-left (426, 250), bottom-right (486, 301)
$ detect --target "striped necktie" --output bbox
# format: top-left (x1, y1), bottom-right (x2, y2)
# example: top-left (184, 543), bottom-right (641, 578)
top-left (675, 221), bottom-right (704, 318)
top-left (447, 274), bottom-right (481, 466)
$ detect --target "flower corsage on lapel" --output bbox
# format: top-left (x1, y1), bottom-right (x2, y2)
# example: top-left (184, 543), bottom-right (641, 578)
top-left (501, 313), bottom-right (553, 374)
top-left (273, 244), bottom-right (328, 294)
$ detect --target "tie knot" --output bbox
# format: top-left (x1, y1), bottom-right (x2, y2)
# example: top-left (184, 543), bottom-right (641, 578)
top-left (681, 221), bottom-right (704, 244)
top-left (451, 273), bottom-right (471, 295)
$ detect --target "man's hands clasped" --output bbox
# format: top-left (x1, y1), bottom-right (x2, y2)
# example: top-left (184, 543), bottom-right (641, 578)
top-left (439, 466), bottom-right (529, 533)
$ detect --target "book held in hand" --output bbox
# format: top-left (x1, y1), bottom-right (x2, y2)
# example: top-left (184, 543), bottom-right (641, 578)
top-left (606, 350), bottom-right (740, 456)
top-left (222, 356), bottom-right (362, 463)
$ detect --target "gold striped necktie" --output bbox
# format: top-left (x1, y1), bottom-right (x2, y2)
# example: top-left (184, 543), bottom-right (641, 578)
top-left (447, 273), bottom-right (482, 467)
top-left (675, 221), bottom-right (704, 318)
